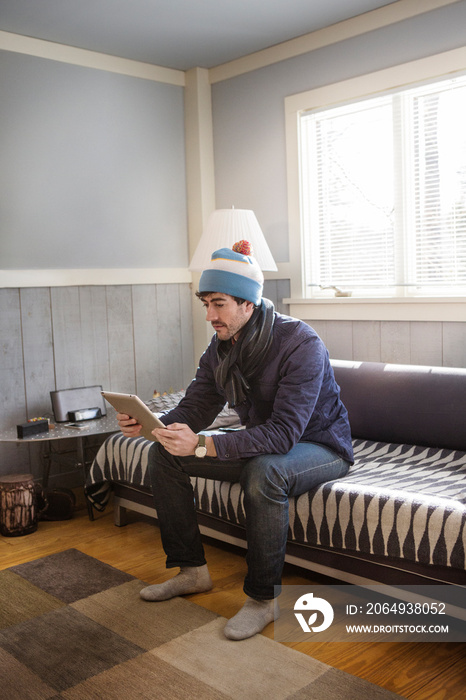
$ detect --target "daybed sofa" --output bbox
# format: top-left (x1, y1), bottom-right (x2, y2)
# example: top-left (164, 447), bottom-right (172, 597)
top-left (86, 360), bottom-right (466, 595)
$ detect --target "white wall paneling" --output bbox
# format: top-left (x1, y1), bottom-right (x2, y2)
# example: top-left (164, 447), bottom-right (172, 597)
top-left (443, 323), bottom-right (466, 367)
top-left (20, 288), bottom-right (55, 418)
top-left (51, 287), bottom-right (85, 391)
top-left (351, 321), bottom-right (382, 362)
top-left (0, 290), bottom-right (26, 425)
top-left (179, 283), bottom-right (197, 388)
top-left (301, 318), bottom-right (466, 368)
top-left (410, 322), bottom-right (444, 367)
top-left (263, 279), bottom-right (291, 316)
top-left (106, 286), bottom-right (136, 395)
top-left (0, 283), bottom-right (194, 482)
top-left (380, 322), bottom-right (411, 365)
top-left (79, 286), bottom-right (111, 390)
top-left (132, 285), bottom-right (163, 399)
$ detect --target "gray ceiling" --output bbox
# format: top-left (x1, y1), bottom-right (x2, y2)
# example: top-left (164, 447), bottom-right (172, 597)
top-left (0, 0), bottom-right (397, 71)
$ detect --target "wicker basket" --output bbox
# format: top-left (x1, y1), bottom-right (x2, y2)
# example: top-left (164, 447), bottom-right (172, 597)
top-left (0, 473), bottom-right (38, 537)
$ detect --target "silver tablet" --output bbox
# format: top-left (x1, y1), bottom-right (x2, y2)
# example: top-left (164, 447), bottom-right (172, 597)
top-left (102, 391), bottom-right (165, 442)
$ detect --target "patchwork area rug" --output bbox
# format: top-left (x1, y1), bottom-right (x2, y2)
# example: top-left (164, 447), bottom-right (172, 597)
top-left (0, 549), bottom-right (405, 699)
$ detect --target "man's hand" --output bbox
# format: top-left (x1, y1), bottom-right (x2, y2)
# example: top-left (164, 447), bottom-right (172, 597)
top-left (153, 423), bottom-right (198, 456)
top-left (153, 423), bottom-right (217, 457)
top-left (116, 412), bottom-right (143, 438)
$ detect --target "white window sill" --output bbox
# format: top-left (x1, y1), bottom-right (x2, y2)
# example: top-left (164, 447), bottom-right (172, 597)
top-left (283, 297), bottom-right (466, 322)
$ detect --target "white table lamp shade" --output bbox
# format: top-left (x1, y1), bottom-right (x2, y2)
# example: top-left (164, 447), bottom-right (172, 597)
top-left (189, 209), bottom-right (277, 271)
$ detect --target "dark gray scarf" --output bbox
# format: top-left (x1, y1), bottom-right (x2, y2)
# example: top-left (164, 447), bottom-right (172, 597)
top-left (215, 298), bottom-right (275, 407)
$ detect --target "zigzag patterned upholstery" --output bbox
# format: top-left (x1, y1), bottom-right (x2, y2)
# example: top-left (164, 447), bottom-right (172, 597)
top-left (86, 434), bottom-right (466, 571)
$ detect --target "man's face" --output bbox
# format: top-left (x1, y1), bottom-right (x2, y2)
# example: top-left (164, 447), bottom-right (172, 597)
top-left (200, 293), bottom-right (254, 341)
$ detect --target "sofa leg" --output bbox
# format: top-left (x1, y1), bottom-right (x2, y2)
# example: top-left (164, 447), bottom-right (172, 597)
top-left (113, 499), bottom-right (128, 527)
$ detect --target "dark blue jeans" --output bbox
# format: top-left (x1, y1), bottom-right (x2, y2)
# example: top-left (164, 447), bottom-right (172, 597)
top-left (147, 442), bottom-right (349, 600)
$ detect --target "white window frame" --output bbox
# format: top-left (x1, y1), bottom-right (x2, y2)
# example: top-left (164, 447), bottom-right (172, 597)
top-left (285, 46), bottom-right (466, 322)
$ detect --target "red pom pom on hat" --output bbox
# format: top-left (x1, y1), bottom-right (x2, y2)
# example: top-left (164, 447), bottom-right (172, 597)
top-left (232, 240), bottom-right (253, 256)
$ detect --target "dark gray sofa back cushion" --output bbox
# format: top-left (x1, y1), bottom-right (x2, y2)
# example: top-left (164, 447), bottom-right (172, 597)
top-left (331, 360), bottom-right (466, 451)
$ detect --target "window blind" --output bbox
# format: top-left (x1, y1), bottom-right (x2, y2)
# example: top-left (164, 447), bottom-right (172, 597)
top-left (300, 73), bottom-right (466, 297)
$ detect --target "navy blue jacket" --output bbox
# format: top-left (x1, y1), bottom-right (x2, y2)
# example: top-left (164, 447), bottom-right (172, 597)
top-left (161, 312), bottom-right (354, 464)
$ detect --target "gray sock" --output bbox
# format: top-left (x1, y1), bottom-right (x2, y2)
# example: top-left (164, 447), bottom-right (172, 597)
top-left (224, 597), bottom-right (280, 640)
top-left (140, 564), bottom-right (212, 602)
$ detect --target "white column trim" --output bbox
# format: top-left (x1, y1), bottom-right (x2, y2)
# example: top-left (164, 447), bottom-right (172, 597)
top-left (184, 67), bottom-right (217, 367)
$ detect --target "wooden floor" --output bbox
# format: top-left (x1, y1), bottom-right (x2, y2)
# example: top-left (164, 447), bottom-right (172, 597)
top-left (1, 492), bottom-right (465, 699)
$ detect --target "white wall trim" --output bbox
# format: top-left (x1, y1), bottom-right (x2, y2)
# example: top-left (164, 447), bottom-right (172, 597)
top-left (208, 0), bottom-right (460, 83)
top-left (286, 298), bottom-right (466, 322)
top-left (0, 30), bottom-right (185, 86)
top-left (0, 268), bottom-right (192, 288)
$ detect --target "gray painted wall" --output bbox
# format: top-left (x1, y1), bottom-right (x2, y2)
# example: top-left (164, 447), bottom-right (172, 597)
top-left (0, 52), bottom-right (188, 269)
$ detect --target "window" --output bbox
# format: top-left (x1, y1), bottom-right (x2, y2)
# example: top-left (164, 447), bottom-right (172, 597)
top-left (298, 72), bottom-right (466, 298)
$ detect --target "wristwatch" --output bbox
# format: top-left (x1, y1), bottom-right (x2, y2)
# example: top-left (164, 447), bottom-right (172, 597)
top-left (194, 434), bottom-right (207, 458)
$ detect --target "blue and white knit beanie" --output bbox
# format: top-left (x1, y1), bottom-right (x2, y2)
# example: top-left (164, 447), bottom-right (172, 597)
top-left (199, 241), bottom-right (264, 305)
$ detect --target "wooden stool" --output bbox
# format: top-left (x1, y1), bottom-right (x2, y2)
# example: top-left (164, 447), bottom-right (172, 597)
top-left (0, 473), bottom-right (38, 537)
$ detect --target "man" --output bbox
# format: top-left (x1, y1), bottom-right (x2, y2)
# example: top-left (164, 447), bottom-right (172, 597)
top-left (117, 242), bottom-right (353, 641)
